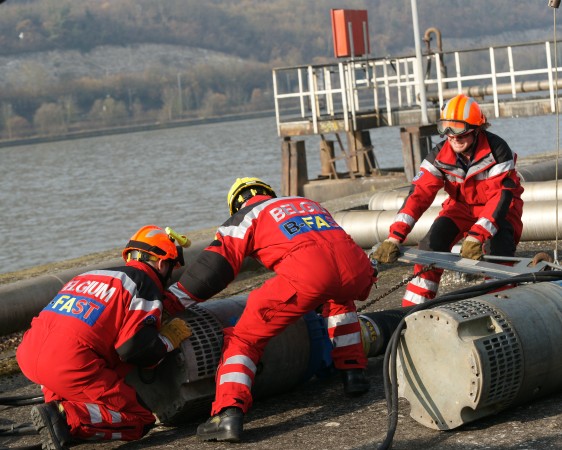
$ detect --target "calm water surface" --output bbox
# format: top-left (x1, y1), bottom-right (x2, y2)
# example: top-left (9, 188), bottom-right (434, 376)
top-left (0, 115), bottom-right (558, 273)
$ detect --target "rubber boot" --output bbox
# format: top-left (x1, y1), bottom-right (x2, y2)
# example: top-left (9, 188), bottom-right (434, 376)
top-left (31, 401), bottom-right (75, 450)
top-left (342, 368), bottom-right (370, 397)
top-left (196, 407), bottom-right (244, 442)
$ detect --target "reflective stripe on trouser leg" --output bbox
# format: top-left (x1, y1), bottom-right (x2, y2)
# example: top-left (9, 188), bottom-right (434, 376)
top-left (402, 264), bottom-right (444, 307)
top-left (211, 328), bottom-right (260, 416)
top-left (323, 301), bottom-right (367, 369)
top-left (61, 400), bottom-right (155, 441)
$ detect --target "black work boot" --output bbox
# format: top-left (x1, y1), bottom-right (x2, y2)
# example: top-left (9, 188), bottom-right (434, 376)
top-left (196, 407), bottom-right (244, 442)
top-left (31, 401), bottom-right (74, 450)
top-left (342, 368), bottom-right (370, 397)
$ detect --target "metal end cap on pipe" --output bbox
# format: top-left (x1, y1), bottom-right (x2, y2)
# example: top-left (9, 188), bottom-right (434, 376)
top-left (397, 300), bottom-right (523, 430)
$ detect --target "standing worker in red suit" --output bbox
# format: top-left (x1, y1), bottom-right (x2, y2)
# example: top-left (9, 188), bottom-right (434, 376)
top-left (372, 94), bottom-right (524, 306)
top-left (180, 177), bottom-right (376, 442)
top-left (17, 225), bottom-right (194, 449)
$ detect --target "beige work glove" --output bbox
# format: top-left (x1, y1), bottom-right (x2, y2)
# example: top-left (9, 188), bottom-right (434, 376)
top-left (160, 318), bottom-right (192, 350)
top-left (372, 238), bottom-right (401, 264)
top-left (460, 236), bottom-right (484, 260)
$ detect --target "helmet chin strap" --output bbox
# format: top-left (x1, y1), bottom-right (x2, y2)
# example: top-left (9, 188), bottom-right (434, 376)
top-left (161, 262), bottom-right (175, 287)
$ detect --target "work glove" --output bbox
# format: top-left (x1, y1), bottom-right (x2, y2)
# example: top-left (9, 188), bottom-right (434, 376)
top-left (160, 318), bottom-right (192, 350)
top-left (372, 238), bottom-right (401, 264)
top-left (460, 236), bottom-right (484, 260)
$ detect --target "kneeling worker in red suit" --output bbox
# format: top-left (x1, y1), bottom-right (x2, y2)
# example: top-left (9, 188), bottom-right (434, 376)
top-left (17, 225), bottom-right (194, 449)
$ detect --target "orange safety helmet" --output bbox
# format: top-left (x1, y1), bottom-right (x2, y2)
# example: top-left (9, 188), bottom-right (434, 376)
top-left (437, 94), bottom-right (487, 136)
top-left (122, 225), bottom-right (182, 267)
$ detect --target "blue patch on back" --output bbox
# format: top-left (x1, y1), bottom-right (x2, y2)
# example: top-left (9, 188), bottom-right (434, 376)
top-left (279, 214), bottom-right (339, 239)
top-left (44, 293), bottom-right (105, 326)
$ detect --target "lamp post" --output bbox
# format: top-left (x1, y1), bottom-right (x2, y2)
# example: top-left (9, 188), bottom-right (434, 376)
top-left (411, 0), bottom-right (429, 124)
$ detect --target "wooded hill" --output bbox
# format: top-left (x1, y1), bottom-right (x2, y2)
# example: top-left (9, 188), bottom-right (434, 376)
top-left (0, 1), bottom-right (555, 62)
top-left (0, 0), bottom-right (556, 140)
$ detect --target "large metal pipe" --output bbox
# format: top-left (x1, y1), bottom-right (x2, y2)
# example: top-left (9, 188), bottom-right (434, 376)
top-left (368, 180), bottom-right (562, 211)
top-left (517, 159), bottom-right (562, 182)
top-left (425, 79), bottom-right (562, 103)
top-left (0, 240), bottom-right (260, 336)
top-left (397, 281), bottom-right (562, 430)
top-left (126, 296), bottom-right (408, 424)
top-left (335, 200), bottom-right (562, 248)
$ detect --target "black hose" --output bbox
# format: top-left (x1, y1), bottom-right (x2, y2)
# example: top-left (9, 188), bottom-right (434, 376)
top-left (1, 446), bottom-right (41, 450)
top-left (376, 271), bottom-right (562, 450)
top-left (0, 393), bottom-right (44, 406)
top-left (1, 445), bottom-right (41, 450)
top-left (0, 422), bottom-right (37, 436)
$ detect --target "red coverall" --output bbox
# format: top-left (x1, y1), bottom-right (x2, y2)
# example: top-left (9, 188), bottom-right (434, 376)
top-left (16, 260), bottom-right (190, 442)
top-left (388, 130), bottom-right (524, 307)
top-left (181, 195), bottom-right (375, 415)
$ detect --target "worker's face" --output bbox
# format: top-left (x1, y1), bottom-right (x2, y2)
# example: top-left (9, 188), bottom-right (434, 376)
top-left (156, 259), bottom-right (175, 286)
top-left (447, 130), bottom-right (475, 154)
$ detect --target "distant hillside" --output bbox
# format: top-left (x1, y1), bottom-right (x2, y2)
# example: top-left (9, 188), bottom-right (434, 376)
top-left (0, 0), bottom-right (559, 141)
top-left (0, 0), bottom-right (557, 63)
top-left (0, 44), bottom-right (244, 89)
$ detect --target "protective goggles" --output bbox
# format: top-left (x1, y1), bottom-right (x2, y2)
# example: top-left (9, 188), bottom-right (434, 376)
top-left (436, 119), bottom-right (475, 137)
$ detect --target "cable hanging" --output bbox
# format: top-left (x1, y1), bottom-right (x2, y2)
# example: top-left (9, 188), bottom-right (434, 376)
top-left (547, 1), bottom-right (562, 263)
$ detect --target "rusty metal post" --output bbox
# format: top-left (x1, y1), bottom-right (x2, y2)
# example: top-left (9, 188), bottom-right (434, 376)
top-left (347, 130), bottom-right (375, 176)
top-left (346, 131), bottom-right (360, 174)
top-left (281, 138), bottom-right (309, 196)
top-left (399, 124), bottom-right (438, 181)
top-left (319, 139), bottom-right (335, 178)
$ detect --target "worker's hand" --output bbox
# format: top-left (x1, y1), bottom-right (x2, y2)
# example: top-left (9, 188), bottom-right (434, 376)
top-left (160, 318), bottom-right (192, 350)
top-left (460, 236), bottom-right (484, 260)
top-left (372, 238), bottom-right (401, 264)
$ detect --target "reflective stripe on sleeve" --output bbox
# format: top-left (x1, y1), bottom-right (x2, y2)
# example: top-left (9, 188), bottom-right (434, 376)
top-left (475, 217), bottom-right (497, 236)
top-left (129, 295), bottom-right (163, 313)
top-left (168, 284), bottom-right (196, 308)
top-left (394, 212), bottom-right (416, 228)
top-left (420, 160), bottom-right (443, 178)
top-left (488, 160), bottom-right (514, 177)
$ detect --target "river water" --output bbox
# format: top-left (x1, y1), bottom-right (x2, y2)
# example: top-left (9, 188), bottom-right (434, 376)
top-left (0, 114), bottom-right (558, 274)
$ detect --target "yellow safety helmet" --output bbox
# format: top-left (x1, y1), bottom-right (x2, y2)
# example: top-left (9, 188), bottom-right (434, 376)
top-left (227, 177), bottom-right (276, 215)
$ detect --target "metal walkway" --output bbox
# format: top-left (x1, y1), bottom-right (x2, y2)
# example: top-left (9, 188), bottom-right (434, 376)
top-left (273, 39), bottom-right (562, 137)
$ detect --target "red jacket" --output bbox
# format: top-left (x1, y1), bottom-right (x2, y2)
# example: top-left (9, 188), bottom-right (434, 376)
top-left (390, 130), bottom-right (524, 243)
top-left (27, 260), bottom-right (178, 369)
top-left (182, 195), bottom-right (370, 300)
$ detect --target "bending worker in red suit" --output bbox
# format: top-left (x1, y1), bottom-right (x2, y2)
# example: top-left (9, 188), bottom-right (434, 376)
top-left (17, 225), bottom-right (194, 449)
top-left (180, 177), bottom-right (376, 442)
top-left (372, 94), bottom-right (524, 306)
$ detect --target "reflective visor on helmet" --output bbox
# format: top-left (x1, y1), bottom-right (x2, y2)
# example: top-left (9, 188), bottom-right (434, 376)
top-left (437, 119), bottom-right (472, 136)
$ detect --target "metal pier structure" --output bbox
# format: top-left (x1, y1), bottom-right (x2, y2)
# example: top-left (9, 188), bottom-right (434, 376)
top-left (273, 35), bottom-right (562, 199)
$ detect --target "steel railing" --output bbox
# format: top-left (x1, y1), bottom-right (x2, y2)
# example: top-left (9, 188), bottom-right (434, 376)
top-left (272, 40), bottom-right (562, 136)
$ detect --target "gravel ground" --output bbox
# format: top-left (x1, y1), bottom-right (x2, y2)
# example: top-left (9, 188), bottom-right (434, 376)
top-left (2, 238), bottom-right (562, 450)
top-left (2, 172), bottom-right (562, 449)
